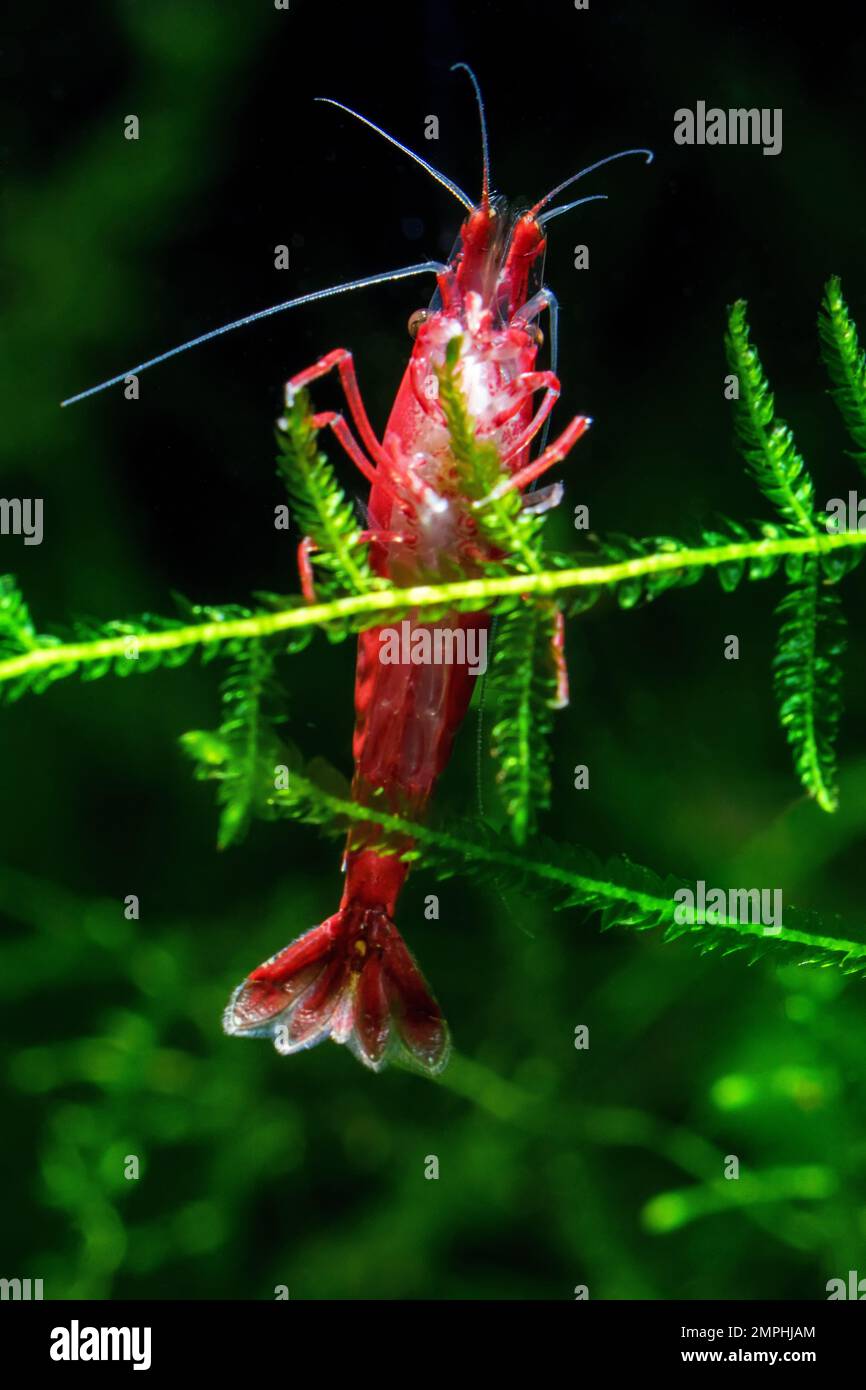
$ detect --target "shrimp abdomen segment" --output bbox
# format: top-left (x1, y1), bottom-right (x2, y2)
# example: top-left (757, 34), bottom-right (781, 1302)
top-left (352, 611), bottom-right (490, 811)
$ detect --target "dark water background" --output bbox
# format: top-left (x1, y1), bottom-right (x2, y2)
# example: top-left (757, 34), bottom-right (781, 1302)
top-left (1, 0), bottom-right (866, 1298)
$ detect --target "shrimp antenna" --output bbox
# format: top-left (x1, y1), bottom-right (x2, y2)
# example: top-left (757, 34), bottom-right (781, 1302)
top-left (315, 97), bottom-right (474, 212)
top-left (60, 261), bottom-right (445, 407)
top-left (537, 193), bottom-right (608, 227)
top-left (450, 62), bottom-right (491, 207)
top-left (529, 148), bottom-right (654, 219)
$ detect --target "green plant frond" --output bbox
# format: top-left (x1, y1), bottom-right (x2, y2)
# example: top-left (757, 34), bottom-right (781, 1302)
top-left (819, 275), bottom-right (866, 471)
top-left (267, 770), bottom-right (866, 976)
top-left (434, 337), bottom-right (547, 574)
top-left (1, 525), bottom-right (864, 701)
top-left (0, 585), bottom-right (280, 703)
top-left (582, 513), bottom-right (863, 614)
top-left (773, 559), bottom-right (846, 813)
top-left (726, 300), bottom-right (816, 533)
top-left (488, 602), bottom-right (562, 843)
top-left (181, 639), bottom-right (288, 849)
top-left (593, 531), bottom-right (705, 609)
top-left (276, 388), bottom-right (376, 597)
top-left (0, 574), bottom-right (53, 659)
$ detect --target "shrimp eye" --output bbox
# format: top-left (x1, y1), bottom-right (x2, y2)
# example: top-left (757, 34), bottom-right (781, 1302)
top-left (408, 309), bottom-right (428, 339)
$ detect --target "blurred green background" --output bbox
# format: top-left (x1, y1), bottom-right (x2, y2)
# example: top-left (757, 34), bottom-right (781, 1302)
top-left (2, 0), bottom-right (866, 1298)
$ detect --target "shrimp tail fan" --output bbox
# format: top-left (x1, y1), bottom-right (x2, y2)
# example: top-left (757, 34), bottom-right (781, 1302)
top-left (223, 902), bottom-right (449, 1075)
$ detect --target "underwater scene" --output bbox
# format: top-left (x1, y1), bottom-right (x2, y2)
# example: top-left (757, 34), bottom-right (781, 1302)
top-left (3, 0), bottom-right (866, 1310)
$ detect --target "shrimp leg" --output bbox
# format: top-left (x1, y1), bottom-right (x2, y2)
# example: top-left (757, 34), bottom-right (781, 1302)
top-left (305, 410), bottom-right (380, 488)
top-left (512, 287), bottom-right (560, 456)
top-left (483, 413), bottom-right (592, 501)
top-left (492, 370), bottom-right (561, 457)
top-left (297, 529), bottom-right (407, 602)
top-left (287, 348), bottom-right (392, 471)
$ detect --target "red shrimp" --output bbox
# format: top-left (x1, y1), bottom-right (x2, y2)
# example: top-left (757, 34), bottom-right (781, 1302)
top-left (62, 68), bottom-right (651, 1074)
top-left (225, 210), bottom-right (589, 1074)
